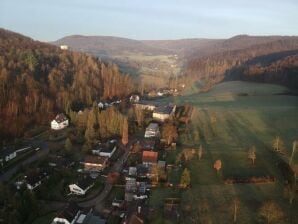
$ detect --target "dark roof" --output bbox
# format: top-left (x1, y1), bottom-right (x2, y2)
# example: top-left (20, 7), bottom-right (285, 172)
top-left (146, 123), bottom-right (159, 130)
top-left (98, 140), bottom-right (117, 153)
top-left (84, 155), bottom-right (108, 164)
top-left (77, 176), bottom-right (94, 190)
top-left (26, 170), bottom-right (48, 185)
top-left (0, 148), bottom-right (16, 157)
top-left (58, 202), bottom-right (81, 222)
top-left (136, 100), bottom-right (159, 106)
top-left (154, 105), bottom-right (174, 115)
top-left (54, 113), bottom-right (68, 123)
top-left (140, 138), bottom-right (156, 150)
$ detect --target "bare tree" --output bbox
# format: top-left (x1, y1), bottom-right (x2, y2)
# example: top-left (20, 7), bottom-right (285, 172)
top-left (272, 136), bottom-right (286, 154)
top-left (284, 184), bottom-right (295, 204)
top-left (198, 145), bottom-right (203, 160)
top-left (248, 145), bottom-right (256, 165)
top-left (233, 198), bottom-right (240, 223)
top-left (289, 140), bottom-right (297, 165)
top-left (213, 160), bottom-right (222, 174)
top-left (259, 200), bottom-right (284, 224)
top-left (134, 107), bottom-right (144, 128)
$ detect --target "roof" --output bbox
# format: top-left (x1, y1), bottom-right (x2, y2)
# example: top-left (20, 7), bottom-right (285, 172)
top-left (54, 113), bottom-right (68, 123)
top-left (84, 155), bottom-right (108, 164)
top-left (142, 151), bottom-right (158, 164)
top-left (154, 105), bottom-right (174, 115)
top-left (77, 176), bottom-right (95, 190)
top-left (128, 214), bottom-right (144, 224)
top-left (98, 140), bottom-right (117, 153)
top-left (0, 148), bottom-right (16, 157)
top-left (139, 138), bottom-right (156, 150)
top-left (158, 160), bottom-right (166, 169)
top-left (75, 212), bottom-right (106, 224)
top-left (146, 123), bottom-right (159, 130)
top-left (136, 100), bottom-right (159, 106)
top-left (26, 170), bottom-right (48, 185)
top-left (58, 202), bottom-right (81, 222)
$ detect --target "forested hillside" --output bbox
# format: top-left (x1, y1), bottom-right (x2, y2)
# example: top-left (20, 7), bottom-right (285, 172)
top-left (184, 36), bottom-right (298, 89)
top-left (0, 29), bottom-right (133, 138)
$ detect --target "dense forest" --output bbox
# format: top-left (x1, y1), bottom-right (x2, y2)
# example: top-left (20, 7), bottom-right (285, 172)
top-left (184, 37), bottom-right (298, 89)
top-left (0, 29), bottom-right (133, 138)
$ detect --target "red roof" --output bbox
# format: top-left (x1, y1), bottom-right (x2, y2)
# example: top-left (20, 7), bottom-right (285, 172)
top-left (142, 151), bottom-right (158, 164)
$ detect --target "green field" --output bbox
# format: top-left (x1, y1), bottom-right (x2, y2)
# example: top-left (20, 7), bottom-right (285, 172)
top-left (114, 52), bottom-right (181, 87)
top-left (149, 81), bottom-right (298, 223)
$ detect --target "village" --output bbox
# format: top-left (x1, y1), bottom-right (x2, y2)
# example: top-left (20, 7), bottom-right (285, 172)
top-left (0, 90), bottom-right (193, 224)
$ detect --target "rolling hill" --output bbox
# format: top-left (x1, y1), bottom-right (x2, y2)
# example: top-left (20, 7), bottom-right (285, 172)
top-left (53, 34), bottom-right (298, 90)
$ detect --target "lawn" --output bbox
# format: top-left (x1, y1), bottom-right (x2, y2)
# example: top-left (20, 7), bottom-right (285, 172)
top-left (149, 81), bottom-right (298, 223)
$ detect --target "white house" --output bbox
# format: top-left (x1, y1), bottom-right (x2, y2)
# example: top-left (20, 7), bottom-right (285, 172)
top-left (69, 177), bottom-right (95, 195)
top-left (130, 94), bottom-right (140, 103)
top-left (60, 45), bottom-right (69, 50)
top-left (98, 140), bottom-right (117, 158)
top-left (144, 123), bottom-right (160, 138)
top-left (51, 113), bottom-right (69, 130)
top-left (0, 148), bottom-right (17, 166)
top-left (153, 105), bottom-right (176, 122)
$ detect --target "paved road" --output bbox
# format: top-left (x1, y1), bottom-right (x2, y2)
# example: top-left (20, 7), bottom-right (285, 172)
top-left (79, 142), bottom-right (132, 211)
top-left (0, 140), bottom-right (49, 182)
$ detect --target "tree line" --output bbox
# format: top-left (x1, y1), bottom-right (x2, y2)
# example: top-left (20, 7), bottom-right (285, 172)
top-left (0, 29), bottom-right (133, 139)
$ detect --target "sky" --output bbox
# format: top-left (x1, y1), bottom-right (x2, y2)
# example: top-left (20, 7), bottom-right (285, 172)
top-left (1, 0), bottom-right (298, 41)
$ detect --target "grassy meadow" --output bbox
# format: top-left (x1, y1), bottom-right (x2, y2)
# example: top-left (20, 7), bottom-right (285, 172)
top-left (149, 81), bottom-right (298, 223)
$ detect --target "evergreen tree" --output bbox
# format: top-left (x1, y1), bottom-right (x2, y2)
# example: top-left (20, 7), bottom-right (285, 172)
top-left (180, 168), bottom-right (191, 188)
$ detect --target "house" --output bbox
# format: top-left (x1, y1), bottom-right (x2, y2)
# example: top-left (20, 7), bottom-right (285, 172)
top-left (125, 177), bottom-right (137, 202)
top-left (112, 199), bottom-right (124, 208)
top-left (0, 148), bottom-right (17, 166)
top-left (130, 94), bottom-right (140, 103)
top-left (153, 105), bottom-right (176, 121)
top-left (134, 100), bottom-right (158, 111)
top-left (60, 45), bottom-right (69, 50)
top-left (139, 138), bottom-right (157, 151)
top-left (51, 113), bottom-right (69, 130)
top-left (136, 165), bottom-right (149, 178)
top-left (69, 176), bottom-right (95, 195)
top-left (81, 155), bottom-right (108, 172)
top-left (127, 214), bottom-right (144, 224)
top-left (98, 140), bottom-right (117, 158)
top-left (144, 123), bottom-right (160, 138)
top-left (48, 155), bottom-right (74, 169)
top-left (52, 203), bottom-right (106, 224)
top-left (25, 170), bottom-right (49, 190)
top-left (128, 167), bottom-right (137, 176)
top-left (158, 160), bottom-right (166, 171)
top-left (142, 151), bottom-right (158, 167)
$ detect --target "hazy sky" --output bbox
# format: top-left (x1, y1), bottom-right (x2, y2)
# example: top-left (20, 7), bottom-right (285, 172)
top-left (1, 0), bottom-right (298, 41)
